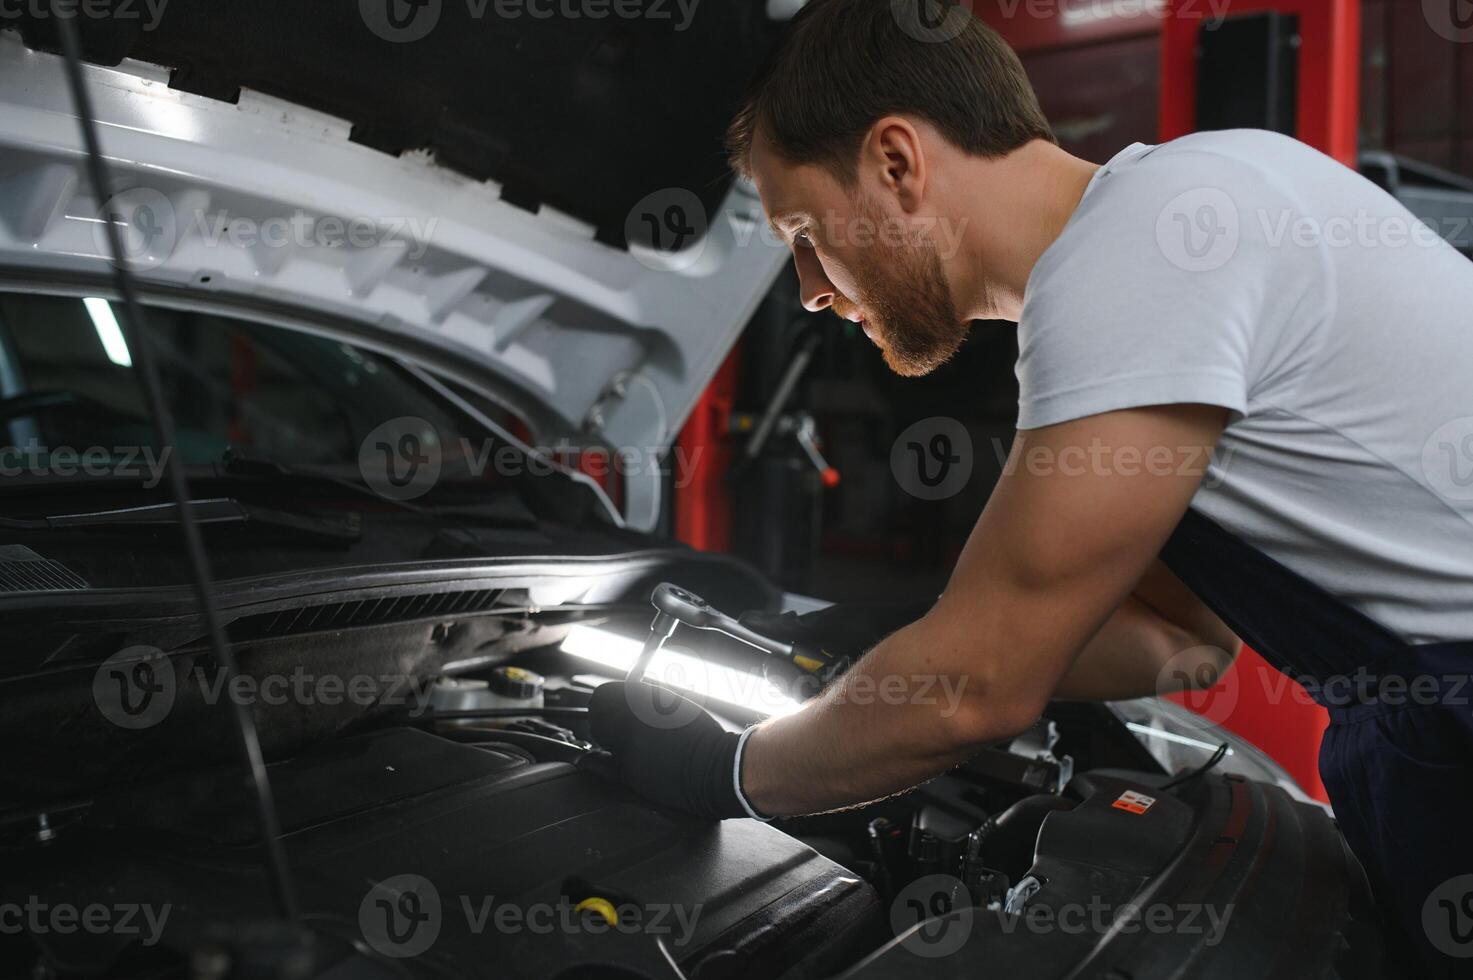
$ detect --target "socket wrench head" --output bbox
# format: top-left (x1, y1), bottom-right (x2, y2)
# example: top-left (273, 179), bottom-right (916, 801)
top-left (648, 583), bottom-right (795, 660)
top-left (651, 583), bottom-right (719, 629)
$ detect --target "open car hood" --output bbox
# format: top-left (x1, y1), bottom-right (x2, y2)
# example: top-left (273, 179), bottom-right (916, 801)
top-left (0, 5), bottom-right (790, 529)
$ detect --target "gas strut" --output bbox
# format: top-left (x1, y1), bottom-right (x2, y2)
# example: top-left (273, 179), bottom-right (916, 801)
top-left (50, 7), bottom-right (300, 922)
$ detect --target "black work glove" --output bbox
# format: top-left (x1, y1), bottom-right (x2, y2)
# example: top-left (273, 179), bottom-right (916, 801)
top-left (587, 681), bottom-right (763, 821)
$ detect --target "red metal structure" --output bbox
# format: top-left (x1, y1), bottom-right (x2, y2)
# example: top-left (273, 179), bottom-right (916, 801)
top-left (674, 348), bottom-right (740, 552)
top-left (1160, 0), bottom-right (1362, 167)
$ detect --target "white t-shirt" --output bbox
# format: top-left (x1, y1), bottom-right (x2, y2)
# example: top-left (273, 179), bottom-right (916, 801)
top-left (1018, 129), bottom-right (1473, 644)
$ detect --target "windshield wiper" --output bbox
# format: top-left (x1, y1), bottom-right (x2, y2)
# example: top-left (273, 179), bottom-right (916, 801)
top-left (218, 447), bottom-right (538, 528)
top-left (218, 447), bottom-right (402, 498)
top-left (0, 498), bottom-right (361, 543)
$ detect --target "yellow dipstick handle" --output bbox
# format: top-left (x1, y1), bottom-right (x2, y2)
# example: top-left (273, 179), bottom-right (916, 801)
top-left (574, 897), bottom-right (619, 926)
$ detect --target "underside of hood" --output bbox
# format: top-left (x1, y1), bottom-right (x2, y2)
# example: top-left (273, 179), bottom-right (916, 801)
top-left (10, 0), bottom-right (785, 251)
top-left (0, 4), bottom-right (792, 529)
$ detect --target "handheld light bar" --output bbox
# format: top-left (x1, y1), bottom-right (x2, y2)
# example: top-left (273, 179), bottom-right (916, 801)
top-left (560, 624), bottom-right (803, 718)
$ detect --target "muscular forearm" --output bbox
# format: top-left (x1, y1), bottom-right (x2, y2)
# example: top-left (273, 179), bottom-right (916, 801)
top-left (739, 616), bottom-right (1040, 817)
top-left (740, 586), bottom-right (1238, 815)
top-left (734, 409), bottom-right (1234, 819)
top-left (1052, 596), bottom-right (1222, 700)
top-left (1055, 561), bottom-right (1240, 701)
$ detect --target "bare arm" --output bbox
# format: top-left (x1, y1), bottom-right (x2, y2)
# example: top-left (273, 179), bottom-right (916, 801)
top-left (1053, 560), bottom-right (1240, 701)
top-left (740, 404), bottom-right (1230, 817)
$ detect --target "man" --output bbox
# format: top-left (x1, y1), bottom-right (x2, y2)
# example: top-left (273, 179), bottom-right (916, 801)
top-left (591, 2), bottom-right (1473, 974)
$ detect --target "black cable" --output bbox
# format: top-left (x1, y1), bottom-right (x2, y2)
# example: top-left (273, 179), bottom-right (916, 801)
top-left (50, 8), bottom-right (299, 922)
top-left (1160, 741), bottom-right (1230, 791)
top-left (428, 707), bottom-right (589, 721)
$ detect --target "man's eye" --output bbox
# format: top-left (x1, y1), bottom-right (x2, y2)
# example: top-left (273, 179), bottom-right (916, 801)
top-left (795, 229), bottom-right (815, 248)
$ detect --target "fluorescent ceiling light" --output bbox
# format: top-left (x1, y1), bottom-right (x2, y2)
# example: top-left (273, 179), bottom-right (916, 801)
top-left (84, 297), bottom-right (132, 367)
top-left (560, 624), bottom-right (803, 718)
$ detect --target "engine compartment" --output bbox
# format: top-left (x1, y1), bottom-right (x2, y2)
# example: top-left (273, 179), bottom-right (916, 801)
top-left (0, 592), bottom-right (1386, 979)
top-left (6, 725), bottom-right (878, 979)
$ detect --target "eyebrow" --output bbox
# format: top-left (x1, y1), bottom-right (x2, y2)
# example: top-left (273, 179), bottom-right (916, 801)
top-left (766, 209), bottom-right (808, 237)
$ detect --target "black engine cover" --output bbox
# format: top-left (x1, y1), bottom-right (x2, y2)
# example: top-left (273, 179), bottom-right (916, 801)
top-left (7, 728), bottom-right (880, 979)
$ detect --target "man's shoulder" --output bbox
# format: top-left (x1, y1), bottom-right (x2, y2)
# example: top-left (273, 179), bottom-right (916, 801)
top-left (1030, 129), bottom-right (1328, 293)
top-left (1155, 128), bottom-right (1324, 163)
top-left (1091, 130), bottom-right (1324, 212)
top-left (1095, 129), bottom-right (1358, 231)
top-left (1021, 130), bottom-right (1334, 333)
top-left (1130, 129), bottom-right (1336, 180)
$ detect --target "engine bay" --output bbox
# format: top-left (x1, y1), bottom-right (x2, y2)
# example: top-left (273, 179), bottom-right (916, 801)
top-left (0, 586), bottom-right (1384, 979)
top-left (12, 724), bottom-right (881, 979)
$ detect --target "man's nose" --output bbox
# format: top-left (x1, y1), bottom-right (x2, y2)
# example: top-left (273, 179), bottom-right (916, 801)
top-left (794, 246), bottom-right (835, 313)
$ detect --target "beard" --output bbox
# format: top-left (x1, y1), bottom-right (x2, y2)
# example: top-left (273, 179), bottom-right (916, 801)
top-left (835, 197), bottom-right (969, 378)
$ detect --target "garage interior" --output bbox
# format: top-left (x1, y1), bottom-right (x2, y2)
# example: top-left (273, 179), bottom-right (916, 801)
top-left (2, 1), bottom-right (1472, 978)
top-left (667, 2), bottom-right (1473, 804)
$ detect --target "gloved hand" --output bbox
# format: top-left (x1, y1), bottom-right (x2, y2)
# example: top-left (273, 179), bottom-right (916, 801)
top-left (587, 680), bottom-right (765, 821)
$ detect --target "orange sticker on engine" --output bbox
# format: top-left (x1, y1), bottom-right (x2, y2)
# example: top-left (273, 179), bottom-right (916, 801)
top-left (1112, 790), bottom-right (1156, 815)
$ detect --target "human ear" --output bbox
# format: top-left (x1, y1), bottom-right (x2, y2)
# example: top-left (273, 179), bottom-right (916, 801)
top-left (860, 115), bottom-right (926, 213)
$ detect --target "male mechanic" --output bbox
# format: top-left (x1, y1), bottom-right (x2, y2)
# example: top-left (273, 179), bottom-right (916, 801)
top-left (592, 1), bottom-right (1473, 972)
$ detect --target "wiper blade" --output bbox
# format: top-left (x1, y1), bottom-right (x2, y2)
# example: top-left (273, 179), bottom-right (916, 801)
top-left (218, 446), bottom-right (431, 513)
top-left (0, 498), bottom-right (361, 542)
top-left (219, 448), bottom-right (538, 528)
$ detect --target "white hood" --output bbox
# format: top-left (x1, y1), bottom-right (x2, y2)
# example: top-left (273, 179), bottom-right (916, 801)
top-left (0, 34), bottom-right (787, 530)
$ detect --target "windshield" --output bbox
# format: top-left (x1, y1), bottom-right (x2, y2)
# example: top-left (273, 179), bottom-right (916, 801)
top-left (0, 284), bottom-right (638, 615)
top-left (0, 290), bottom-right (501, 482)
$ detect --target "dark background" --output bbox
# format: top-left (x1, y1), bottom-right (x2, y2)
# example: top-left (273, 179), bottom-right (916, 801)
top-left (709, 1), bottom-right (1473, 604)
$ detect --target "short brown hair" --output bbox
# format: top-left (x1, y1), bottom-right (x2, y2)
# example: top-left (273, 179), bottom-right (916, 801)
top-left (726, 0), bottom-right (1054, 182)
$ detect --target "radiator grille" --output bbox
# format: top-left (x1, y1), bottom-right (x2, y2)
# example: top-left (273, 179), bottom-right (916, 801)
top-left (227, 589), bottom-right (507, 641)
top-left (0, 547), bottom-right (89, 592)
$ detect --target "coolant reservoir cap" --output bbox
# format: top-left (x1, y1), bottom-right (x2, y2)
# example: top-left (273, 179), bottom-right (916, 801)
top-left (489, 666), bottom-right (544, 700)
